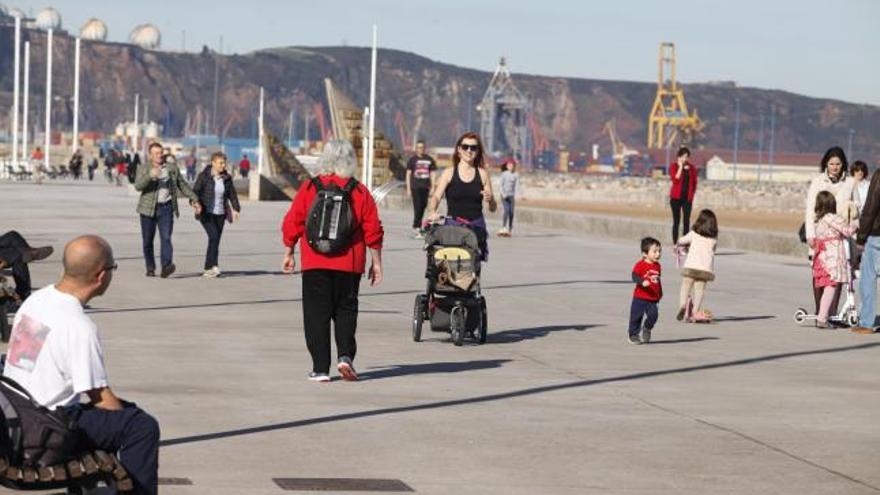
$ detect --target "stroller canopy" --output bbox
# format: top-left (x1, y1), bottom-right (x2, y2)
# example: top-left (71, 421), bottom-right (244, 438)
top-left (424, 225), bottom-right (481, 255)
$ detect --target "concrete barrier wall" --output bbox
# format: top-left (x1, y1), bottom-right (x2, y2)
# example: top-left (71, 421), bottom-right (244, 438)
top-left (379, 190), bottom-right (805, 258)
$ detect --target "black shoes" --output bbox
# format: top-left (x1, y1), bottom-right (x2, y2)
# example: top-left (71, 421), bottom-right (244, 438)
top-left (22, 246), bottom-right (53, 263)
top-left (160, 263), bottom-right (176, 278)
top-left (145, 270), bottom-right (156, 277)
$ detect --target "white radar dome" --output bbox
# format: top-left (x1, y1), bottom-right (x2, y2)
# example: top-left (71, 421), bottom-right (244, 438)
top-left (35, 7), bottom-right (62, 30)
top-left (129, 23), bottom-right (161, 49)
top-left (80, 18), bottom-right (108, 41)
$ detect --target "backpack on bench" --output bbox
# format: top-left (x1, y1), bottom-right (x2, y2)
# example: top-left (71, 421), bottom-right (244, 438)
top-left (0, 376), bottom-right (82, 467)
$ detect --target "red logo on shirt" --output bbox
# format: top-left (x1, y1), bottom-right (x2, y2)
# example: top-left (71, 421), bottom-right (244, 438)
top-left (7, 314), bottom-right (51, 373)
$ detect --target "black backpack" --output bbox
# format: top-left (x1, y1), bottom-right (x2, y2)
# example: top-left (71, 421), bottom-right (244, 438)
top-left (305, 177), bottom-right (358, 255)
top-left (0, 376), bottom-right (82, 467)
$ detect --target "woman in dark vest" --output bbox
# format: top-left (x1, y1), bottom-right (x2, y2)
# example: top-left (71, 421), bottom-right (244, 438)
top-left (426, 132), bottom-right (495, 259)
top-left (669, 146), bottom-right (698, 243)
top-left (193, 151), bottom-right (241, 277)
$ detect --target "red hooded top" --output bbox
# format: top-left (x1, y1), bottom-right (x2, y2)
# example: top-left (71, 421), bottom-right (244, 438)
top-left (281, 175), bottom-right (384, 273)
top-left (669, 161), bottom-right (698, 203)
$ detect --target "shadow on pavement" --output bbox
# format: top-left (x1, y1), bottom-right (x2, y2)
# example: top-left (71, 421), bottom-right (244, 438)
top-left (489, 324), bottom-right (601, 344)
top-left (359, 359), bottom-right (512, 381)
top-left (713, 315), bottom-right (775, 322)
top-left (159, 342), bottom-right (880, 448)
top-left (648, 337), bottom-right (720, 345)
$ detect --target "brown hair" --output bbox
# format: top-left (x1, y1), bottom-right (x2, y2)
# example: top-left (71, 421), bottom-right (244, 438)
top-left (814, 191), bottom-right (837, 221)
top-left (210, 151), bottom-right (227, 162)
top-left (692, 209), bottom-right (719, 239)
top-left (452, 132), bottom-right (485, 169)
top-left (148, 142), bottom-right (163, 153)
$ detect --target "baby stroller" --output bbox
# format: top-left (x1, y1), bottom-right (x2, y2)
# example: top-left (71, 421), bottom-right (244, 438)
top-left (793, 241), bottom-right (859, 327)
top-left (412, 223), bottom-right (488, 346)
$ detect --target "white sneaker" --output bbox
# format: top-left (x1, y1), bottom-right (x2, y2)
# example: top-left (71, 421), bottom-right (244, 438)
top-left (212, 266), bottom-right (222, 277)
top-left (202, 269), bottom-right (216, 278)
top-left (308, 372), bottom-right (330, 382)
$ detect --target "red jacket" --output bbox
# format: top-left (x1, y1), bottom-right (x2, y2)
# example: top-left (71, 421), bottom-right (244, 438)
top-left (669, 161), bottom-right (698, 202)
top-left (632, 259), bottom-right (662, 302)
top-left (281, 175), bottom-right (384, 273)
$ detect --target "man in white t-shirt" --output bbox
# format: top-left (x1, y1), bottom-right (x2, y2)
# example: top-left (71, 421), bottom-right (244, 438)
top-left (3, 235), bottom-right (159, 495)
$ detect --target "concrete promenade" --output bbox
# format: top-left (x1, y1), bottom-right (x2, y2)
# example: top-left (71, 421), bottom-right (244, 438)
top-left (1, 180), bottom-right (878, 494)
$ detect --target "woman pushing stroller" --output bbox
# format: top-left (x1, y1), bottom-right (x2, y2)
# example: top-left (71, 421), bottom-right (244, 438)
top-left (426, 132), bottom-right (495, 260)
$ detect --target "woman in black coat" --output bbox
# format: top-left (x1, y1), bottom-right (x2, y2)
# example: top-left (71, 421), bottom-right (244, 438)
top-left (193, 152), bottom-right (241, 277)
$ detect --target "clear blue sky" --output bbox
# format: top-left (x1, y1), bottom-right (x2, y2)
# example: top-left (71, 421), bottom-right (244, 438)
top-left (15, 0), bottom-right (880, 105)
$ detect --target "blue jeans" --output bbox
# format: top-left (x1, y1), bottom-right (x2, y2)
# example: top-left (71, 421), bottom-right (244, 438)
top-left (140, 202), bottom-right (174, 272)
top-left (200, 213), bottom-right (226, 269)
top-left (502, 196), bottom-right (515, 230)
top-left (858, 236), bottom-right (880, 328)
top-left (628, 297), bottom-right (658, 337)
top-left (64, 403), bottom-right (160, 495)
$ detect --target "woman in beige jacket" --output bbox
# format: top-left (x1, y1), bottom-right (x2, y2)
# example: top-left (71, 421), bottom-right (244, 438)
top-left (804, 146), bottom-right (855, 315)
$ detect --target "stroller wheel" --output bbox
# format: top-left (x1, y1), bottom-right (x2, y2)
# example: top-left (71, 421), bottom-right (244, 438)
top-left (412, 295), bottom-right (426, 342)
top-left (793, 308), bottom-right (808, 325)
top-left (451, 304), bottom-right (466, 347)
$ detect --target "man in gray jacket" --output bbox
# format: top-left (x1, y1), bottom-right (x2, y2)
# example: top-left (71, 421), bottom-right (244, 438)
top-left (134, 142), bottom-right (202, 278)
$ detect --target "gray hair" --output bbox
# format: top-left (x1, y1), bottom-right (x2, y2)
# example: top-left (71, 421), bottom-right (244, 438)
top-left (317, 140), bottom-right (358, 178)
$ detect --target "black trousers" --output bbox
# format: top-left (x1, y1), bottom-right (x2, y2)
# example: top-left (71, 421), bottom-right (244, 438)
top-left (199, 213), bottom-right (226, 269)
top-left (65, 403), bottom-right (160, 495)
top-left (670, 198), bottom-right (693, 244)
top-left (302, 270), bottom-right (361, 373)
top-left (412, 188), bottom-right (430, 229)
top-left (0, 231), bottom-right (33, 300)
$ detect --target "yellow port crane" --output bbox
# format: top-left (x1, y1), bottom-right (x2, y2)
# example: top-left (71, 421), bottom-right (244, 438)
top-left (647, 42), bottom-right (704, 149)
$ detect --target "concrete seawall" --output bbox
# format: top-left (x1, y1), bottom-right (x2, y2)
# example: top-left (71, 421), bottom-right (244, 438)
top-left (380, 191), bottom-right (805, 258)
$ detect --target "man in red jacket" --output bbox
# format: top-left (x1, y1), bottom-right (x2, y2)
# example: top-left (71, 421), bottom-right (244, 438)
top-left (281, 140), bottom-right (384, 382)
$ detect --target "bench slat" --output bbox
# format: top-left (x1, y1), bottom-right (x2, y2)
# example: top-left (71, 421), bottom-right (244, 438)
top-left (52, 464), bottom-right (67, 481)
top-left (5, 466), bottom-right (22, 480)
top-left (115, 477), bottom-right (135, 492)
top-left (81, 453), bottom-right (99, 474)
top-left (66, 459), bottom-right (84, 478)
top-left (93, 450), bottom-right (115, 473)
top-left (22, 467), bottom-right (36, 482)
top-left (37, 466), bottom-right (53, 482)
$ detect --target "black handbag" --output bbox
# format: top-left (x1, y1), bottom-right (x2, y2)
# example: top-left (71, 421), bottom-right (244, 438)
top-left (0, 376), bottom-right (82, 467)
top-left (798, 222), bottom-right (807, 243)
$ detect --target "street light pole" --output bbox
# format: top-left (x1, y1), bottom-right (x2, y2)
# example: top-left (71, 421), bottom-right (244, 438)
top-left (12, 16), bottom-right (21, 168)
top-left (21, 41), bottom-right (30, 163)
top-left (72, 37), bottom-right (81, 154)
top-left (732, 98), bottom-right (740, 182)
top-left (44, 28), bottom-right (53, 171)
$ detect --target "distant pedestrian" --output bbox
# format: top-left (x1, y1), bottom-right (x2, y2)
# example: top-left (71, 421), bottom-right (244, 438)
top-left (675, 209), bottom-right (719, 324)
top-left (406, 140), bottom-right (437, 238)
top-left (852, 160), bottom-right (870, 216)
top-left (193, 152), bottom-right (241, 278)
top-left (629, 237), bottom-right (662, 344)
top-left (810, 192), bottom-right (857, 328)
top-left (87, 155), bottom-right (98, 181)
top-left (804, 146), bottom-right (855, 316)
top-left (68, 150), bottom-right (84, 180)
top-left (498, 160), bottom-right (519, 237)
top-left (281, 140), bottom-right (384, 382)
top-left (239, 154), bottom-right (251, 178)
top-left (668, 146), bottom-right (697, 244)
top-left (134, 142), bottom-right (202, 278)
top-left (854, 167), bottom-right (880, 334)
top-left (184, 149), bottom-right (197, 182)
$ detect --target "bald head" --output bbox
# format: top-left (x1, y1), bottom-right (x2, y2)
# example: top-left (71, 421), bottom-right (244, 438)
top-left (63, 235), bottom-right (114, 283)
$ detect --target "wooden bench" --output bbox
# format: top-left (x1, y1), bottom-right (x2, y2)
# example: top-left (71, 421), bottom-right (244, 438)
top-left (0, 448), bottom-right (134, 492)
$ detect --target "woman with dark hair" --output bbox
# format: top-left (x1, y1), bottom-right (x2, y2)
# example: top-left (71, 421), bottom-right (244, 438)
top-left (851, 160), bottom-right (870, 215)
top-left (193, 151), bottom-right (241, 277)
top-left (426, 132), bottom-right (495, 259)
top-left (668, 146), bottom-right (697, 243)
top-left (804, 146), bottom-right (856, 315)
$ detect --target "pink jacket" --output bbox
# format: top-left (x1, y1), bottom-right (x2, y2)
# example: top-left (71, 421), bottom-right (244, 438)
top-left (677, 231), bottom-right (717, 274)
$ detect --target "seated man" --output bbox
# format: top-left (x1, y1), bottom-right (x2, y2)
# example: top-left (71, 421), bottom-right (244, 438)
top-left (3, 235), bottom-right (159, 495)
top-left (0, 230), bottom-right (53, 304)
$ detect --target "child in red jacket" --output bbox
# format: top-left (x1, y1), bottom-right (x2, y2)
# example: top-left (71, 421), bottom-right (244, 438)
top-left (629, 237), bottom-right (662, 344)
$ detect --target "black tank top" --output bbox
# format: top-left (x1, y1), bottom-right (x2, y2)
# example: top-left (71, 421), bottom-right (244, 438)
top-left (446, 163), bottom-right (483, 220)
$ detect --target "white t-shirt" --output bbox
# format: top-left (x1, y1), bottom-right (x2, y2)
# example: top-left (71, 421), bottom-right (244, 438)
top-left (3, 285), bottom-right (108, 410)
top-left (212, 176), bottom-right (226, 215)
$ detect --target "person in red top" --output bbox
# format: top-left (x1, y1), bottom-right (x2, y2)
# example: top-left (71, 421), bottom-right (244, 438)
top-left (238, 154), bottom-right (251, 178)
top-left (629, 237), bottom-right (662, 345)
top-left (669, 146), bottom-right (698, 243)
top-left (281, 140), bottom-right (384, 383)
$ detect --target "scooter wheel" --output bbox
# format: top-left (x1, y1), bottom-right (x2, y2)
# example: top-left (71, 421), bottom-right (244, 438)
top-left (793, 308), bottom-right (808, 325)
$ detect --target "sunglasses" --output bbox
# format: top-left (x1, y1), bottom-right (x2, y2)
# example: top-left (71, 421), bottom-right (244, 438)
top-left (459, 144), bottom-right (480, 152)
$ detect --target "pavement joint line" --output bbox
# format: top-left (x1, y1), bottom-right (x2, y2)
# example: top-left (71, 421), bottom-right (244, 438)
top-left (622, 393), bottom-right (880, 493)
top-left (158, 342), bottom-right (879, 449)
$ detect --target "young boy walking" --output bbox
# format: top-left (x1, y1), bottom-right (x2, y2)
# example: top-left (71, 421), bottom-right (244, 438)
top-left (629, 237), bottom-right (662, 344)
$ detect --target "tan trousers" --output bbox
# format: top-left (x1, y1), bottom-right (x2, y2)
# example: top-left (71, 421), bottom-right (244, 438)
top-left (680, 276), bottom-right (707, 314)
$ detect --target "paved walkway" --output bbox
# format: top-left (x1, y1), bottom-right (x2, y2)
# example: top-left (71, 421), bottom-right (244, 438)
top-left (2, 180), bottom-right (878, 494)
